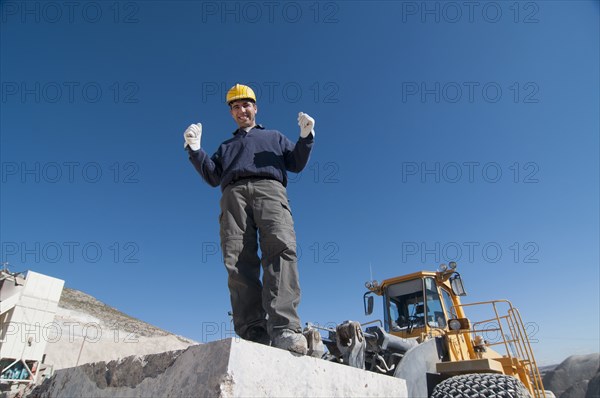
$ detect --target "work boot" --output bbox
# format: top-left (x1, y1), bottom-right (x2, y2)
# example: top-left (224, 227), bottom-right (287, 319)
top-left (271, 329), bottom-right (308, 355)
top-left (245, 326), bottom-right (270, 346)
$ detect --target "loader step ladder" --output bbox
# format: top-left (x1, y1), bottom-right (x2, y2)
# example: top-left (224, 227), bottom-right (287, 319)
top-left (453, 300), bottom-right (547, 398)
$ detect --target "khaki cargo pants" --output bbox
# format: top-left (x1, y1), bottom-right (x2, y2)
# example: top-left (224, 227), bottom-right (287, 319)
top-left (219, 178), bottom-right (301, 339)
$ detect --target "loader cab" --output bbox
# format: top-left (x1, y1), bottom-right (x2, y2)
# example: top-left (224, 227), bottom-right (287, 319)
top-left (382, 272), bottom-right (455, 339)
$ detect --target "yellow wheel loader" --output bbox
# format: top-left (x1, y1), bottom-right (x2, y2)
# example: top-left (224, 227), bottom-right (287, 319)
top-left (304, 263), bottom-right (554, 398)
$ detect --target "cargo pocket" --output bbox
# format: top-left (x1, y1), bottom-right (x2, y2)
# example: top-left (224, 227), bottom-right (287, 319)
top-left (280, 202), bottom-right (294, 226)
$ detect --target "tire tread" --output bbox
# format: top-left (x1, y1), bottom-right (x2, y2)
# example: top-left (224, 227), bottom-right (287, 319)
top-left (431, 373), bottom-right (532, 398)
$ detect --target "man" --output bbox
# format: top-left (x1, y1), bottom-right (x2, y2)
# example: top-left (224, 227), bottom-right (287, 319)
top-left (183, 83), bottom-right (315, 355)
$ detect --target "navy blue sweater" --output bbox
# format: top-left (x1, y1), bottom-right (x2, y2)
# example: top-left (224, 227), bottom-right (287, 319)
top-left (187, 125), bottom-right (314, 191)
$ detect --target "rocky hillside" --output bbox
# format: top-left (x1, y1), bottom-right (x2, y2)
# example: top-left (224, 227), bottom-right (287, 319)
top-left (57, 288), bottom-right (177, 337)
top-left (43, 288), bottom-right (196, 371)
top-left (543, 353), bottom-right (600, 398)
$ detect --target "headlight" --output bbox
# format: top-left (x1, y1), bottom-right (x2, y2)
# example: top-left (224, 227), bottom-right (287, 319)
top-left (449, 319), bottom-right (461, 330)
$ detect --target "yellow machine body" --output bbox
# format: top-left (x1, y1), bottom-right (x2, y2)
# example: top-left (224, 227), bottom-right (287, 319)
top-left (365, 268), bottom-right (547, 398)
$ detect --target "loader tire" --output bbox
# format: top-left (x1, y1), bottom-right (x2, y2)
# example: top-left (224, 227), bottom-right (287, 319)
top-left (431, 373), bottom-right (532, 398)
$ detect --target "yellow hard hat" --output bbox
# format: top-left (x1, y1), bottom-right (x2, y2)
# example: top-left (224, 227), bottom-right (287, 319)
top-left (226, 84), bottom-right (256, 104)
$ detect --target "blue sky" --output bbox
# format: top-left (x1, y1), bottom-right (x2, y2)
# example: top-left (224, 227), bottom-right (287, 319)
top-left (1, 1), bottom-right (598, 366)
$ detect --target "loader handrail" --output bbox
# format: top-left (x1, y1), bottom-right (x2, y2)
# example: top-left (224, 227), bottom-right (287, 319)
top-left (452, 300), bottom-right (546, 398)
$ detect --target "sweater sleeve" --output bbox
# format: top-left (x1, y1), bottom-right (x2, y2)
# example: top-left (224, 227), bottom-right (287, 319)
top-left (187, 146), bottom-right (222, 187)
top-left (281, 132), bottom-right (315, 173)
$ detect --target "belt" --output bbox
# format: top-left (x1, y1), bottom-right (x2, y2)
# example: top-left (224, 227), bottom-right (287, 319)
top-left (229, 176), bottom-right (281, 185)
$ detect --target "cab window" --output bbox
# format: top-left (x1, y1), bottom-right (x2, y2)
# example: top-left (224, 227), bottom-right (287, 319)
top-left (387, 279), bottom-right (425, 332)
top-left (440, 287), bottom-right (456, 319)
top-left (425, 277), bottom-right (447, 328)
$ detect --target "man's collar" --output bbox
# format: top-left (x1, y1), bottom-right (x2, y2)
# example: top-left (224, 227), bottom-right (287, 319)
top-left (233, 124), bottom-right (265, 135)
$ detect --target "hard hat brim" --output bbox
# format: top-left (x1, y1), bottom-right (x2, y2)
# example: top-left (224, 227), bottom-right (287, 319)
top-left (227, 97), bottom-right (256, 105)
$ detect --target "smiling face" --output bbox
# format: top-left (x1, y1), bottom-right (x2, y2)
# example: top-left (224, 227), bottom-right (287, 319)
top-left (229, 99), bottom-right (258, 129)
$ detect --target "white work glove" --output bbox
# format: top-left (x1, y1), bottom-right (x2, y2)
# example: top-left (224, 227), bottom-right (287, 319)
top-left (298, 112), bottom-right (315, 138)
top-left (183, 123), bottom-right (202, 151)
